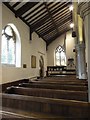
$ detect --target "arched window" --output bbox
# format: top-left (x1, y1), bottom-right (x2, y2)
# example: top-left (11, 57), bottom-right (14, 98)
top-left (1, 24), bottom-right (21, 67)
top-left (55, 45), bottom-right (66, 66)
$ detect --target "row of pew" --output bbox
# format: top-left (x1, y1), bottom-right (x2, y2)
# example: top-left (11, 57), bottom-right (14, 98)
top-left (1, 75), bottom-right (90, 119)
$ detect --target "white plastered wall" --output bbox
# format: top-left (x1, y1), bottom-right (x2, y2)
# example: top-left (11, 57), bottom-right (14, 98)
top-left (1, 4), bottom-right (47, 84)
top-left (47, 30), bottom-right (75, 66)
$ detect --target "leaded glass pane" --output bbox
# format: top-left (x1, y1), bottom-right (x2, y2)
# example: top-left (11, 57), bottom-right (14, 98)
top-left (8, 38), bottom-right (15, 64)
top-left (1, 25), bottom-right (16, 65)
top-left (1, 35), bottom-right (8, 64)
top-left (55, 45), bottom-right (66, 66)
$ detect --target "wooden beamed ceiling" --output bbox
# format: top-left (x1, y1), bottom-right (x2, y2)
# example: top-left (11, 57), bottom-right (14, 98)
top-left (3, 1), bottom-right (72, 46)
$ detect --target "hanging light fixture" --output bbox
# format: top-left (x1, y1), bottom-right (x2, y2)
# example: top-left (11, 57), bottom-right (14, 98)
top-left (69, 5), bottom-right (74, 11)
top-left (70, 23), bottom-right (74, 28)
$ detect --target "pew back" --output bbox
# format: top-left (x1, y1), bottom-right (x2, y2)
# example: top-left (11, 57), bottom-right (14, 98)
top-left (6, 86), bottom-right (88, 101)
top-left (1, 93), bottom-right (90, 119)
top-left (19, 83), bottom-right (88, 91)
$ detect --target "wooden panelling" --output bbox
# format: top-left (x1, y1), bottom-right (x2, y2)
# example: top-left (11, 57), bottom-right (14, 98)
top-left (1, 93), bottom-right (90, 118)
top-left (5, 86), bottom-right (88, 101)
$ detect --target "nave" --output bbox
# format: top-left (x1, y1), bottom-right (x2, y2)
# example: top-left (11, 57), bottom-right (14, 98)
top-left (1, 75), bottom-right (90, 120)
top-left (1, 1), bottom-right (90, 120)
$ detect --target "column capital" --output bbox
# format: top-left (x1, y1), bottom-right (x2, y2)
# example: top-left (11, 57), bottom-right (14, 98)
top-left (78, 2), bottom-right (90, 19)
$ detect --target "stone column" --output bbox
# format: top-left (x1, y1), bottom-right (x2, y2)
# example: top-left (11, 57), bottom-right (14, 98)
top-left (75, 42), bottom-right (87, 79)
top-left (72, 2), bottom-right (79, 78)
top-left (78, 2), bottom-right (90, 101)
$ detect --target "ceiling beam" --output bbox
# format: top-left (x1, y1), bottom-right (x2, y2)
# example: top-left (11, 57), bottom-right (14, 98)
top-left (51, 2), bottom-right (71, 15)
top-left (47, 29), bottom-right (71, 46)
top-left (30, 2), bottom-right (71, 33)
top-left (3, 2), bottom-right (30, 27)
top-left (12, 2), bottom-right (21, 8)
top-left (44, 27), bottom-right (70, 42)
top-left (55, 14), bottom-right (71, 25)
top-left (25, 2), bottom-right (53, 22)
top-left (30, 15), bottom-right (50, 32)
top-left (53, 10), bottom-right (70, 22)
top-left (58, 22), bottom-right (71, 32)
top-left (44, 30), bottom-right (57, 40)
top-left (44, 2), bottom-right (59, 33)
top-left (43, 22), bottom-right (71, 40)
top-left (37, 25), bottom-right (54, 34)
top-left (3, 2), bottom-right (34, 41)
top-left (22, 3), bottom-right (43, 18)
top-left (36, 11), bottom-right (70, 32)
top-left (22, 2), bottom-right (52, 19)
top-left (36, 20), bottom-right (52, 31)
top-left (3, 2), bottom-right (16, 14)
top-left (46, 21), bottom-right (71, 38)
top-left (28, 10), bottom-right (48, 24)
top-left (29, 4), bottom-right (64, 31)
top-left (26, 7), bottom-right (46, 22)
top-left (39, 16), bottom-right (71, 36)
top-left (15, 2), bottom-right (38, 17)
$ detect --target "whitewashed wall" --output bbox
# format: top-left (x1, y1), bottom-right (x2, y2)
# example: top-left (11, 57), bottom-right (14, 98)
top-left (47, 30), bottom-right (75, 66)
top-left (1, 4), bottom-right (47, 84)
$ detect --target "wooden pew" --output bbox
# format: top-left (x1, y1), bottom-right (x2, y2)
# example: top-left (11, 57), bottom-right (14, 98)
top-left (1, 108), bottom-right (66, 120)
top-left (1, 93), bottom-right (90, 119)
top-left (1, 79), bottom-right (29, 92)
top-left (5, 86), bottom-right (88, 101)
top-left (19, 83), bottom-right (88, 91)
top-left (41, 75), bottom-right (87, 82)
top-left (1, 110), bottom-right (38, 120)
top-left (37, 77), bottom-right (87, 82)
top-left (41, 75), bottom-right (78, 80)
top-left (37, 76), bottom-right (87, 82)
top-left (31, 81), bottom-right (87, 86)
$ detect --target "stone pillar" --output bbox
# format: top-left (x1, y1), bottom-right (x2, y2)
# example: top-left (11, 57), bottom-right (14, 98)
top-left (76, 42), bottom-right (87, 79)
top-left (78, 2), bottom-right (90, 101)
top-left (72, 2), bottom-right (79, 78)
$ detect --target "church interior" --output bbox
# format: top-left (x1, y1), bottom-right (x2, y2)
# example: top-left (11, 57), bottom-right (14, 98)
top-left (0, 1), bottom-right (90, 119)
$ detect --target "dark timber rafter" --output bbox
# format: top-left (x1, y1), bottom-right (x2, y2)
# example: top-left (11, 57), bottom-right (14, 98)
top-left (26, 6), bottom-right (46, 22)
top-left (44, 2), bottom-right (59, 33)
top-left (12, 2), bottom-right (21, 8)
top-left (26, 3), bottom-right (53, 22)
top-left (3, 2), bottom-right (72, 45)
top-left (28, 10), bottom-right (48, 24)
top-left (3, 2), bottom-right (33, 41)
top-left (30, 15), bottom-right (50, 32)
top-left (39, 16), bottom-right (71, 37)
top-left (22, 3), bottom-right (44, 19)
top-left (36, 10), bottom-right (70, 32)
top-left (44, 21), bottom-right (71, 40)
top-left (15, 2), bottom-right (38, 17)
top-left (47, 29), bottom-right (71, 46)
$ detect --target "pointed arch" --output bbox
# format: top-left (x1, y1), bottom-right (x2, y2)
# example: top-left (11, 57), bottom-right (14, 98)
top-left (1, 23), bottom-right (21, 67)
top-left (55, 45), bottom-right (67, 66)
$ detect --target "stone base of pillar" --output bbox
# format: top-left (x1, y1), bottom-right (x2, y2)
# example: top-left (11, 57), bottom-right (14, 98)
top-left (79, 73), bottom-right (87, 79)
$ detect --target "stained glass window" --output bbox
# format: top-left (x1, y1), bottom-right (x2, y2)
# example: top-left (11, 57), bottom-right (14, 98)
top-left (1, 25), bottom-right (16, 65)
top-left (55, 45), bottom-right (66, 66)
